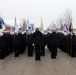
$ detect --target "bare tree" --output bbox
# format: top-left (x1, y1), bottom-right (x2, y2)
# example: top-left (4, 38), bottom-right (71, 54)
top-left (49, 21), bottom-right (56, 30)
top-left (57, 9), bottom-right (72, 30)
top-left (63, 9), bottom-right (72, 27)
top-left (57, 16), bottom-right (64, 30)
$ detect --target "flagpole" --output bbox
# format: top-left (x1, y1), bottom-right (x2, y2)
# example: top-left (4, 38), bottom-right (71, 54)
top-left (68, 17), bottom-right (73, 56)
top-left (40, 17), bottom-right (44, 31)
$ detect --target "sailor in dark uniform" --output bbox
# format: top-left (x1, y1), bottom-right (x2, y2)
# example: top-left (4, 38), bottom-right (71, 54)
top-left (10, 32), bottom-right (14, 52)
top-left (27, 32), bottom-right (34, 57)
top-left (0, 33), bottom-right (5, 59)
top-left (72, 33), bottom-right (76, 57)
top-left (47, 31), bottom-right (52, 52)
top-left (41, 32), bottom-right (47, 56)
top-left (61, 34), bottom-right (68, 53)
top-left (18, 29), bottom-right (25, 54)
top-left (3, 30), bottom-right (12, 56)
top-left (32, 28), bottom-right (42, 60)
top-left (22, 31), bottom-right (27, 52)
top-left (67, 33), bottom-right (72, 56)
top-left (13, 31), bottom-right (19, 57)
top-left (7, 31), bottom-right (13, 54)
top-left (49, 28), bottom-right (58, 59)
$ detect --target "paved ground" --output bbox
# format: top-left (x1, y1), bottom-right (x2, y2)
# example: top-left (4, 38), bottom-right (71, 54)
top-left (0, 48), bottom-right (76, 75)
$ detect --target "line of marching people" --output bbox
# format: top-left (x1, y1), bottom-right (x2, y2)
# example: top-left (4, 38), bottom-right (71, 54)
top-left (0, 28), bottom-right (47, 60)
top-left (0, 27), bottom-right (59, 60)
top-left (57, 32), bottom-right (76, 57)
top-left (46, 28), bottom-right (76, 59)
top-left (0, 30), bottom-right (27, 59)
top-left (0, 31), bottom-right (14, 59)
top-left (0, 28), bottom-right (76, 60)
top-left (26, 28), bottom-right (47, 60)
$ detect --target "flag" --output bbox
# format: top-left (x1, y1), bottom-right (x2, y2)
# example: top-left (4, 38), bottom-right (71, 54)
top-left (63, 23), bottom-right (69, 32)
top-left (0, 18), bottom-right (5, 32)
top-left (0, 18), bottom-right (5, 29)
top-left (14, 17), bottom-right (18, 32)
top-left (27, 18), bottom-right (32, 31)
top-left (40, 18), bottom-right (44, 31)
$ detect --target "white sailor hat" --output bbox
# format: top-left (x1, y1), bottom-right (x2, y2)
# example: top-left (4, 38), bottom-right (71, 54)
top-left (48, 31), bottom-right (52, 33)
top-left (3, 30), bottom-right (10, 33)
top-left (43, 32), bottom-right (47, 35)
top-left (41, 31), bottom-right (44, 34)
top-left (62, 31), bottom-right (69, 36)
top-left (32, 30), bottom-right (34, 33)
top-left (14, 31), bottom-right (18, 34)
top-left (22, 31), bottom-right (26, 34)
top-left (10, 32), bottom-right (14, 35)
top-left (0, 32), bottom-right (4, 36)
top-left (52, 28), bottom-right (56, 32)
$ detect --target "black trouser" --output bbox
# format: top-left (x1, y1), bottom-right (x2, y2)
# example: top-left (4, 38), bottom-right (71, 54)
top-left (41, 45), bottom-right (45, 56)
top-left (47, 44), bottom-right (51, 52)
top-left (5, 46), bottom-right (9, 56)
top-left (35, 45), bottom-right (41, 60)
top-left (14, 46), bottom-right (19, 57)
top-left (0, 48), bottom-right (5, 59)
top-left (51, 45), bottom-right (57, 58)
top-left (19, 45), bottom-right (23, 54)
top-left (62, 45), bottom-right (68, 53)
top-left (9, 45), bottom-right (14, 53)
top-left (72, 45), bottom-right (76, 57)
top-left (28, 45), bottom-right (33, 56)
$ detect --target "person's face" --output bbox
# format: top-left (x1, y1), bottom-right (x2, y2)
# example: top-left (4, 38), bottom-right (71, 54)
top-left (15, 33), bottom-right (18, 35)
top-left (36, 28), bottom-right (39, 31)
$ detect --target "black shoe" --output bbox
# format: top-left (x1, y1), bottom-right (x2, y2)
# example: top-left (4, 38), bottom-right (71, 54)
top-left (15, 55), bottom-right (19, 57)
top-left (71, 56), bottom-right (75, 57)
top-left (51, 57), bottom-right (56, 59)
top-left (0, 57), bottom-right (5, 59)
top-left (35, 59), bottom-right (41, 61)
top-left (28, 54), bottom-right (33, 56)
top-left (35, 58), bottom-right (41, 61)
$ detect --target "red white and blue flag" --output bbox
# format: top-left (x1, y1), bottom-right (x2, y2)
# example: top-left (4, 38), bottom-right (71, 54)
top-left (0, 18), bottom-right (5, 29)
top-left (63, 24), bottom-right (69, 32)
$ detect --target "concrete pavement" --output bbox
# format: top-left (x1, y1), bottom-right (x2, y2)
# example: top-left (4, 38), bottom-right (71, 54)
top-left (0, 48), bottom-right (76, 75)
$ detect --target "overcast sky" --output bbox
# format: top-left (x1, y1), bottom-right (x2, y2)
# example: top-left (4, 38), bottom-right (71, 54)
top-left (0, 0), bottom-right (76, 29)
